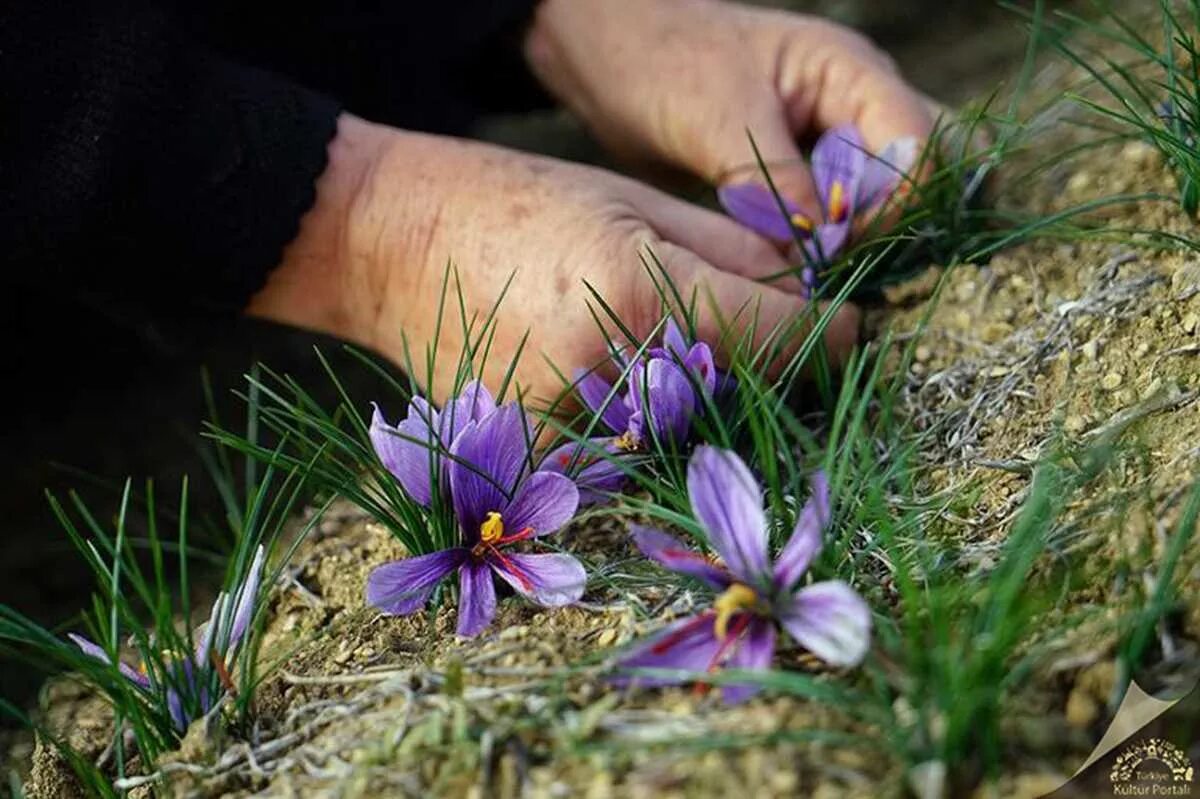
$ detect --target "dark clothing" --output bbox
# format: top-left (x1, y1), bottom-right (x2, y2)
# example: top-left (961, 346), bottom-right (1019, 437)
top-left (0, 1), bottom-right (543, 318)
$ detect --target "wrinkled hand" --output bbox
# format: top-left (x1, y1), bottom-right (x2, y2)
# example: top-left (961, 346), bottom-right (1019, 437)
top-left (248, 115), bottom-right (858, 404)
top-left (526, 0), bottom-right (936, 220)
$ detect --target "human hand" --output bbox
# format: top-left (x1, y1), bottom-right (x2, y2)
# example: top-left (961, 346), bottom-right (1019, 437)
top-left (525, 0), bottom-right (936, 221)
top-left (247, 115), bottom-right (859, 405)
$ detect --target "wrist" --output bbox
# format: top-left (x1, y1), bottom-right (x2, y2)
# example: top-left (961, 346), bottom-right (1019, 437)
top-left (247, 113), bottom-right (392, 346)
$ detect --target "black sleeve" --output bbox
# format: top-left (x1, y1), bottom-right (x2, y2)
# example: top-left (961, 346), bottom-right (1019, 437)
top-left (0, 1), bottom-right (342, 317)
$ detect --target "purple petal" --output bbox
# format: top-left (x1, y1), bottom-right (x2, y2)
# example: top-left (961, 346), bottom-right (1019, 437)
top-left (857, 137), bottom-right (918, 209)
top-left (457, 559), bottom-right (497, 637)
top-left (630, 525), bottom-right (731, 590)
top-left (684, 342), bottom-right (718, 396)
top-left (540, 439), bottom-right (628, 505)
top-left (639, 359), bottom-right (695, 443)
top-left (811, 125), bottom-right (866, 220)
top-left (687, 446), bottom-right (769, 582)
top-left (449, 404), bottom-right (531, 539)
top-left (717, 183), bottom-right (800, 243)
top-left (802, 221), bottom-right (851, 266)
top-left (228, 545), bottom-right (266, 650)
top-left (370, 403), bottom-right (437, 507)
top-left (662, 318), bottom-right (689, 360)
top-left (68, 634), bottom-right (150, 688)
top-left (574, 369), bottom-right (633, 436)
top-left (613, 614), bottom-right (722, 687)
top-left (774, 472), bottom-right (830, 591)
top-left (489, 552), bottom-right (586, 607)
top-left (502, 471), bottom-right (579, 537)
top-left (721, 618), bottom-right (776, 704)
top-left (366, 549), bottom-right (468, 615)
top-left (194, 593), bottom-right (224, 667)
top-left (778, 580), bottom-right (871, 667)
top-left (442, 380), bottom-right (496, 445)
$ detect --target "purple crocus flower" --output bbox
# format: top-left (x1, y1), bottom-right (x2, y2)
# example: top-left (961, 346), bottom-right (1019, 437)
top-left (367, 403), bottom-right (586, 636)
top-left (369, 380), bottom-right (495, 506)
top-left (575, 319), bottom-right (718, 452)
top-left (70, 545), bottom-right (266, 730)
top-left (718, 125), bottom-right (917, 274)
top-left (614, 447), bottom-right (870, 703)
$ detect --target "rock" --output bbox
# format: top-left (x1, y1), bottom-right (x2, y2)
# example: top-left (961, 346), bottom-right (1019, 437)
top-left (1101, 371), bottom-right (1123, 390)
top-left (908, 760), bottom-right (947, 799)
top-left (1065, 687), bottom-right (1099, 728)
top-left (1067, 171), bottom-right (1092, 194)
top-left (915, 344), bottom-right (933, 363)
top-left (1065, 415), bottom-right (1088, 434)
top-left (1082, 339), bottom-right (1099, 361)
top-left (1171, 262), bottom-right (1200, 295)
top-left (1121, 140), bottom-right (1158, 165)
top-left (1184, 312), bottom-right (1199, 334)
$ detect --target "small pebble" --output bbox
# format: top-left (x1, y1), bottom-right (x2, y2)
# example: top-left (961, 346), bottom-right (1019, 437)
top-left (1082, 339), bottom-right (1099, 361)
top-left (914, 344), bottom-right (932, 363)
top-left (1101, 371), bottom-right (1123, 390)
top-left (1067, 171), bottom-right (1091, 194)
top-left (1065, 415), bottom-right (1087, 433)
top-left (1184, 313), bottom-right (1199, 334)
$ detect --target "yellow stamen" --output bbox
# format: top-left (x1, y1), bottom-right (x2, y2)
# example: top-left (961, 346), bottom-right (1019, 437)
top-left (480, 511), bottom-right (505, 544)
top-left (613, 431), bottom-right (640, 452)
top-left (789, 212), bottom-right (814, 232)
top-left (828, 180), bottom-right (847, 223)
top-left (712, 583), bottom-right (759, 640)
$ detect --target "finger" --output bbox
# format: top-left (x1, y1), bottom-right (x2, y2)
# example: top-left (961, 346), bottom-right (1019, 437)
top-left (800, 53), bottom-right (935, 155)
top-left (635, 191), bottom-right (806, 294)
top-left (695, 90), bottom-right (823, 221)
top-left (652, 241), bottom-right (860, 372)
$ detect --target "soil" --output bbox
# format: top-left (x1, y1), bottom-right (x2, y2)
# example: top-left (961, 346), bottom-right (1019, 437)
top-left (12, 2), bottom-right (1200, 798)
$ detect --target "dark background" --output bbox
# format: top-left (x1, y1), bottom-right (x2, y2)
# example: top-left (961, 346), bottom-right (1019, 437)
top-left (0, 0), bottom-right (1044, 706)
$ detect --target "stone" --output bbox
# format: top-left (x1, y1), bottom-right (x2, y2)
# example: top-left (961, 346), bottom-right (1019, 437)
top-left (1101, 371), bottom-right (1123, 390)
top-left (1184, 313), bottom-right (1199, 334)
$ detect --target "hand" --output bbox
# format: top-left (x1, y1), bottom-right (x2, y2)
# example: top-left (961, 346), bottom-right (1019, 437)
top-left (247, 115), bottom-right (859, 404)
top-left (525, 0), bottom-right (936, 220)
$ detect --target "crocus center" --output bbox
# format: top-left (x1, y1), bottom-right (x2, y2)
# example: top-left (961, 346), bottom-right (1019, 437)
top-left (712, 582), bottom-right (760, 640)
top-left (613, 430), bottom-right (640, 452)
top-left (789, 212), bottom-right (814, 233)
top-left (479, 511), bottom-right (505, 544)
top-left (828, 180), bottom-right (848, 223)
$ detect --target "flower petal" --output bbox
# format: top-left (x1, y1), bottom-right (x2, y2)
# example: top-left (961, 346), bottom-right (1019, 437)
top-left (541, 439), bottom-right (628, 505)
top-left (778, 580), bottom-right (871, 667)
top-left (365, 549), bottom-right (468, 616)
top-left (228, 545), bottom-right (266, 650)
top-left (612, 614), bottom-right (722, 687)
top-left (68, 634), bottom-right (150, 687)
top-left (370, 403), bottom-right (437, 506)
top-left (684, 343), bottom-right (717, 396)
top-left (456, 559), bottom-right (497, 637)
top-left (442, 380), bottom-right (496, 446)
top-left (686, 446), bottom-right (769, 582)
top-left (490, 552), bottom-right (586, 607)
top-left (630, 525), bottom-right (730, 590)
top-left (774, 472), bottom-right (831, 591)
top-left (574, 369), bottom-right (633, 436)
top-left (450, 404), bottom-right (531, 540)
top-left (717, 183), bottom-right (801, 242)
top-left (802, 221), bottom-right (851, 266)
top-left (662, 318), bottom-right (689, 360)
top-left (503, 471), bottom-right (580, 537)
top-left (721, 617), bottom-right (776, 704)
top-left (811, 125), bottom-right (866, 219)
top-left (857, 137), bottom-right (918, 209)
top-left (642, 359), bottom-right (695, 443)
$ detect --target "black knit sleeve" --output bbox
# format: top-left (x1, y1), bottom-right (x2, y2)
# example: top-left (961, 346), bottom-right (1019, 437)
top-left (0, 1), bottom-right (341, 317)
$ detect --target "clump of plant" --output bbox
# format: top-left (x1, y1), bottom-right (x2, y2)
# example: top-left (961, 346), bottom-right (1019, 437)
top-left (1048, 0), bottom-right (1200, 217)
top-left (0, 456), bottom-right (319, 794)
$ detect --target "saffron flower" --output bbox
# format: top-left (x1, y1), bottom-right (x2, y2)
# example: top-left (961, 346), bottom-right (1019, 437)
top-left (614, 447), bottom-right (870, 703)
top-left (367, 403), bottom-right (586, 636)
top-left (369, 380), bottom-right (495, 506)
top-left (718, 125), bottom-right (917, 272)
top-left (70, 545), bottom-right (266, 730)
top-left (575, 319), bottom-right (717, 452)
